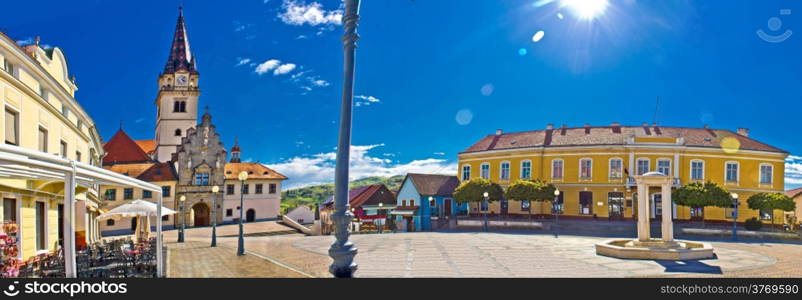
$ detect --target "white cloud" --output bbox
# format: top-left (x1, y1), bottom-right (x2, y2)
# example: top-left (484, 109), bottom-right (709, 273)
top-left (312, 79), bottom-right (329, 87)
top-left (267, 144), bottom-right (457, 190)
top-left (255, 59), bottom-right (281, 74)
top-left (786, 155), bottom-right (802, 186)
top-left (278, 0), bottom-right (343, 26)
top-left (433, 152), bottom-right (445, 156)
top-left (355, 95), bottom-right (381, 107)
top-left (235, 57), bottom-right (252, 66)
top-left (274, 63), bottom-right (297, 75)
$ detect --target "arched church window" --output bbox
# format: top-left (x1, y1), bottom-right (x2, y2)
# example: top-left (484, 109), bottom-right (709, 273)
top-left (175, 129), bottom-right (182, 136)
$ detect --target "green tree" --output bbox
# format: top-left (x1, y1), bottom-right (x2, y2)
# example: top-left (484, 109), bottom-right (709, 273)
top-left (504, 179), bottom-right (556, 219)
top-left (672, 181), bottom-right (731, 227)
top-left (453, 178), bottom-right (503, 216)
top-left (747, 192), bottom-right (796, 227)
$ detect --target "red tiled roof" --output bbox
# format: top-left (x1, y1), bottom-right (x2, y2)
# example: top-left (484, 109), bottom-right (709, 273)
top-left (224, 163), bottom-right (288, 180)
top-left (786, 188), bottom-right (802, 198)
top-left (137, 162), bottom-right (178, 182)
top-left (102, 130), bottom-right (152, 165)
top-left (462, 125), bottom-right (786, 154)
top-left (104, 163), bottom-right (154, 178)
top-left (135, 140), bottom-right (157, 155)
top-left (406, 173), bottom-right (460, 196)
top-left (323, 184), bottom-right (396, 208)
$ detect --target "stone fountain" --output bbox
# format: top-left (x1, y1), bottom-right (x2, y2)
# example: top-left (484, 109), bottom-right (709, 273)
top-left (595, 172), bottom-right (714, 260)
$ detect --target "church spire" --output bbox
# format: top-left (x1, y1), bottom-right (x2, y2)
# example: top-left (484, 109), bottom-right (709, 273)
top-left (163, 6), bottom-right (196, 74)
top-left (230, 137), bottom-right (241, 163)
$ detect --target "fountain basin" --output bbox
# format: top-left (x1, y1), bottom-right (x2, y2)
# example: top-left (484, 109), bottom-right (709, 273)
top-left (595, 239), bottom-right (714, 260)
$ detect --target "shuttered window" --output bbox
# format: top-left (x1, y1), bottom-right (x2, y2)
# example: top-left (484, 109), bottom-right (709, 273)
top-left (5, 109), bottom-right (18, 145)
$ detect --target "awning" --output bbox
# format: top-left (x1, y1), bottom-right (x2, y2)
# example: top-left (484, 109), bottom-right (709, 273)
top-left (390, 209), bottom-right (417, 216)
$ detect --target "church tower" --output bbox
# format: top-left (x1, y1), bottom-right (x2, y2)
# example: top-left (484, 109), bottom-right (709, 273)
top-left (155, 7), bottom-right (200, 162)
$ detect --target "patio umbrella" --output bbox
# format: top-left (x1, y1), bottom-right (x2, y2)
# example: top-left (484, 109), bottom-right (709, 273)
top-left (98, 200), bottom-right (176, 241)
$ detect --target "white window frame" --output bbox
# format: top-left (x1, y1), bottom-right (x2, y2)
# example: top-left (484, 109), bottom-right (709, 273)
top-left (636, 158), bottom-right (650, 175)
top-left (689, 159), bottom-right (705, 181)
top-left (461, 165), bottom-right (471, 181)
top-left (608, 157), bottom-right (623, 180)
top-left (551, 159), bottom-right (564, 179)
top-left (480, 163), bottom-right (490, 179)
top-left (499, 161), bottom-right (511, 181)
top-left (34, 200), bottom-right (49, 253)
top-left (4, 105), bottom-right (21, 146)
top-left (724, 161), bottom-right (739, 183)
top-left (520, 160), bottom-right (532, 179)
top-left (656, 158), bottom-right (672, 176)
top-left (759, 163), bottom-right (773, 185)
top-left (579, 158), bottom-right (593, 180)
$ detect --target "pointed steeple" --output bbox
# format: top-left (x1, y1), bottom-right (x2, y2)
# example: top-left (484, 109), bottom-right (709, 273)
top-left (163, 6), bottom-right (196, 74)
top-left (230, 137), bottom-right (241, 163)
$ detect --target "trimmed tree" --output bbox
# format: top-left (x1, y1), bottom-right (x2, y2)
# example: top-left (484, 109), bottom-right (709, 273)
top-left (672, 181), bottom-right (732, 227)
top-left (453, 178), bottom-right (503, 217)
top-left (504, 179), bottom-right (557, 219)
top-left (746, 192), bottom-right (796, 227)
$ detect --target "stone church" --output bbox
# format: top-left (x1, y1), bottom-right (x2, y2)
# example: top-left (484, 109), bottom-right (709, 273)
top-left (97, 8), bottom-right (286, 234)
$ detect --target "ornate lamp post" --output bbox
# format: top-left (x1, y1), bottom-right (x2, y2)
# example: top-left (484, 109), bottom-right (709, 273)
top-left (378, 202), bottom-right (383, 234)
top-left (482, 192), bottom-right (489, 232)
top-left (178, 195), bottom-right (186, 243)
top-left (211, 185), bottom-right (219, 247)
top-left (237, 171), bottom-right (248, 256)
top-left (328, 0), bottom-right (361, 278)
top-left (553, 189), bottom-right (561, 236)
top-left (731, 192), bottom-right (739, 241)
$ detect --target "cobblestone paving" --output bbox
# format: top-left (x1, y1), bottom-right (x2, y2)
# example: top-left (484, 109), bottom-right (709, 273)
top-left (291, 232), bottom-right (782, 278)
top-left (166, 241), bottom-right (308, 278)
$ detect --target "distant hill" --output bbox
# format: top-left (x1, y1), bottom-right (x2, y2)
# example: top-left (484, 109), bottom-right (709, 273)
top-left (280, 175), bottom-right (405, 214)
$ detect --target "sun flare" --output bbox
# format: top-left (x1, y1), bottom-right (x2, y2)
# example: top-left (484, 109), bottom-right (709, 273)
top-left (562, 0), bottom-right (609, 20)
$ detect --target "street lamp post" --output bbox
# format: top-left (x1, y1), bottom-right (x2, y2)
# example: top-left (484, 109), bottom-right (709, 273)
top-left (237, 171), bottom-right (248, 256)
top-left (553, 189), bottom-right (561, 236)
top-left (211, 185), bottom-right (219, 247)
top-left (178, 195), bottom-right (186, 243)
top-left (731, 192), bottom-right (739, 241)
top-left (378, 202), bottom-right (383, 234)
top-left (483, 192), bottom-right (489, 232)
top-left (328, 0), bottom-right (361, 278)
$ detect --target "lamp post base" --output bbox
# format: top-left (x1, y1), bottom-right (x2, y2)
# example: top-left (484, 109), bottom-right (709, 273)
top-left (328, 213), bottom-right (358, 277)
top-left (211, 226), bottom-right (217, 247)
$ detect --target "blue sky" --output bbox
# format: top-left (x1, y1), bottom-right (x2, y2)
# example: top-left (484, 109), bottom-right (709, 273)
top-left (4, 0), bottom-right (802, 189)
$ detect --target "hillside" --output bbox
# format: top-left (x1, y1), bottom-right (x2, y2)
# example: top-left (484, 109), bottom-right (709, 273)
top-left (280, 175), bottom-right (405, 213)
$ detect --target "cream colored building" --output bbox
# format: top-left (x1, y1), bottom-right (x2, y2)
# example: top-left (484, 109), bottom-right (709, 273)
top-left (0, 33), bottom-right (105, 259)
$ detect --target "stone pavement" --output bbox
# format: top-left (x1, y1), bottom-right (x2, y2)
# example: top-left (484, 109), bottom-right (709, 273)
top-left (166, 240), bottom-right (308, 278)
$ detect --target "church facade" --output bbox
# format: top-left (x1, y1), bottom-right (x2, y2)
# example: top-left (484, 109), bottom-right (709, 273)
top-left (98, 8), bottom-right (286, 235)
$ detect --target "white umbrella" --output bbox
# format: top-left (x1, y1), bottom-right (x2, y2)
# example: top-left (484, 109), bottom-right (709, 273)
top-left (97, 199), bottom-right (176, 219)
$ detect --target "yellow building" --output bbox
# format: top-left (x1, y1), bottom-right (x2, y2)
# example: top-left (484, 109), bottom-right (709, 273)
top-left (458, 123), bottom-right (787, 224)
top-left (0, 33), bottom-right (105, 259)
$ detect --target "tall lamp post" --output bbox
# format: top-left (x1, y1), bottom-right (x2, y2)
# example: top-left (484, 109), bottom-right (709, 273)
top-left (731, 192), bottom-right (739, 241)
top-left (237, 171), bottom-right (248, 256)
top-left (211, 185), bottom-right (219, 247)
top-left (328, 0), bottom-right (361, 278)
top-left (378, 202), bottom-right (383, 234)
top-left (553, 189), bottom-right (561, 236)
top-left (482, 192), bottom-right (489, 232)
top-left (178, 195), bottom-right (186, 243)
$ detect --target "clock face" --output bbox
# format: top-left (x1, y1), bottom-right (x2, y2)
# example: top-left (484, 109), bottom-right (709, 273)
top-left (176, 75), bottom-right (188, 86)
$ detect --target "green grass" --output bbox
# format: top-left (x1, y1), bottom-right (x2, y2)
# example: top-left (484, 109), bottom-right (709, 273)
top-left (280, 175), bottom-right (404, 214)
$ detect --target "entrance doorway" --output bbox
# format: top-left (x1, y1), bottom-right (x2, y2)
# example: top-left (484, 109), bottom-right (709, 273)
top-left (246, 209), bottom-right (256, 222)
top-left (500, 199), bottom-right (508, 215)
top-left (192, 203), bottom-right (210, 227)
top-left (444, 199), bottom-right (452, 216)
top-left (608, 192), bottom-right (625, 220)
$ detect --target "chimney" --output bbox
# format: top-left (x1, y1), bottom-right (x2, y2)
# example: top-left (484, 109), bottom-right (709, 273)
top-left (546, 124), bottom-right (554, 130)
top-left (584, 123), bottom-right (591, 134)
top-left (495, 129), bottom-right (503, 136)
top-left (560, 124), bottom-right (567, 135)
top-left (736, 128), bottom-right (749, 137)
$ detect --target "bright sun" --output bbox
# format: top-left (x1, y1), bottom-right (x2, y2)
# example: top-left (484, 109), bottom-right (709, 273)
top-left (562, 0), bottom-right (609, 20)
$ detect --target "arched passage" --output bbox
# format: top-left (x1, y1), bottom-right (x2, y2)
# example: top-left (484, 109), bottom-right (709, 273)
top-left (192, 202), bottom-right (210, 227)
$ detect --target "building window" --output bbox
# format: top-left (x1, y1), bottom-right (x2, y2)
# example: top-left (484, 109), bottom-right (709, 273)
top-left (35, 202), bottom-right (46, 250)
top-left (106, 219), bottom-right (115, 226)
top-left (500, 162), bottom-right (510, 180)
top-left (461, 165), bottom-right (471, 181)
top-left (552, 159), bottom-right (563, 179)
top-left (5, 108), bottom-right (19, 145)
top-left (162, 215), bottom-right (169, 221)
top-left (226, 209), bottom-right (233, 217)
top-left (725, 162), bottom-right (739, 183)
top-left (76, 120), bottom-right (83, 131)
top-left (579, 191), bottom-right (593, 215)
top-left (242, 184), bottom-right (250, 194)
top-left (104, 189), bottom-right (116, 201)
top-left (690, 207), bottom-right (704, 219)
top-left (194, 173), bottom-right (210, 186)
top-left (60, 141), bottom-right (68, 158)
top-left (429, 198), bottom-right (437, 207)
top-left (636, 158), bottom-right (649, 175)
top-left (759, 164), bottom-right (773, 184)
top-left (521, 200), bottom-right (530, 211)
top-left (760, 209), bottom-right (772, 221)
top-left (255, 184), bottom-right (263, 194)
top-left (174, 129), bottom-right (182, 136)
top-left (173, 100), bottom-right (187, 112)
top-left (61, 105), bottom-right (70, 118)
top-left (3, 199), bottom-right (17, 223)
top-left (269, 183), bottom-right (277, 194)
top-left (162, 186), bottom-right (171, 197)
top-left (38, 127), bottom-right (48, 152)
top-left (480, 163), bottom-right (490, 179)
top-left (690, 160), bottom-right (704, 181)
top-left (657, 159), bottom-right (671, 176)
top-left (521, 160), bottom-right (532, 179)
top-left (75, 151), bottom-right (81, 163)
top-left (609, 158), bottom-right (623, 179)
top-left (123, 188), bottom-right (133, 200)
top-left (552, 193), bottom-right (564, 214)
top-left (226, 184), bottom-right (235, 195)
top-left (579, 158), bottom-right (592, 179)
top-left (143, 190), bottom-right (152, 199)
